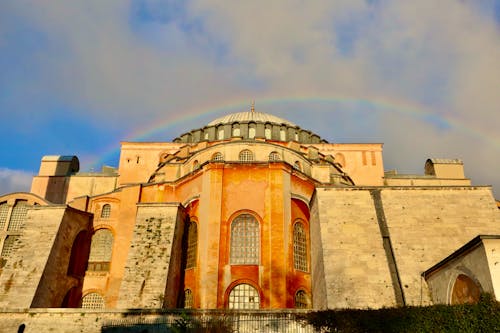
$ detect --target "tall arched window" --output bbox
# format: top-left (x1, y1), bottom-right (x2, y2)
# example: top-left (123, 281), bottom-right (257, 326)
top-left (228, 283), bottom-right (260, 309)
top-left (8, 200), bottom-right (28, 231)
top-left (88, 229), bottom-right (113, 271)
top-left (294, 290), bottom-right (310, 308)
top-left (0, 202), bottom-right (8, 230)
top-left (293, 222), bottom-right (308, 271)
top-left (100, 204), bottom-right (111, 219)
top-left (280, 128), bottom-right (286, 141)
top-left (184, 289), bottom-right (193, 309)
top-left (269, 151), bottom-right (280, 161)
top-left (248, 126), bottom-right (256, 139)
top-left (217, 127), bottom-right (225, 140)
top-left (186, 222), bottom-right (198, 269)
top-left (230, 214), bottom-right (259, 265)
top-left (81, 292), bottom-right (105, 309)
top-left (232, 124), bottom-right (241, 137)
top-left (239, 150), bottom-right (254, 162)
top-left (212, 152), bottom-right (223, 162)
top-left (264, 126), bottom-right (272, 139)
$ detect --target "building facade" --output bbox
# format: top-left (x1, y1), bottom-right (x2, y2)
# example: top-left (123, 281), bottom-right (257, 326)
top-left (0, 110), bottom-right (499, 312)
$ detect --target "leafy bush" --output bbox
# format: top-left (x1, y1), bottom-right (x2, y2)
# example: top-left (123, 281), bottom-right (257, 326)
top-left (303, 293), bottom-right (500, 333)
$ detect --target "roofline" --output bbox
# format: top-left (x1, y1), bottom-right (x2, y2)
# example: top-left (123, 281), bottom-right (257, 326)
top-left (422, 235), bottom-right (500, 279)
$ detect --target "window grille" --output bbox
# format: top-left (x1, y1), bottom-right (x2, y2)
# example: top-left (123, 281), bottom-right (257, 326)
top-left (186, 222), bottom-right (197, 269)
top-left (1, 235), bottom-right (17, 257)
top-left (280, 129), bottom-right (286, 141)
top-left (230, 214), bottom-right (259, 264)
top-left (7, 200), bottom-right (28, 231)
top-left (212, 152), bottom-right (223, 162)
top-left (265, 127), bottom-right (272, 139)
top-left (88, 229), bottom-right (113, 271)
top-left (228, 284), bottom-right (260, 309)
top-left (249, 127), bottom-right (256, 139)
top-left (239, 150), bottom-right (254, 162)
top-left (81, 293), bottom-right (105, 309)
top-left (218, 128), bottom-right (224, 140)
top-left (100, 204), bottom-right (111, 219)
top-left (184, 289), bottom-right (193, 308)
top-left (269, 152), bottom-right (280, 161)
top-left (0, 202), bottom-right (8, 230)
top-left (294, 290), bottom-right (309, 308)
top-left (293, 222), bottom-right (308, 271)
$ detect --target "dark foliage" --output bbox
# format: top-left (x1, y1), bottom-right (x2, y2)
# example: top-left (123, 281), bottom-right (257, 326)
top-left (302, 294), bottom-right (500, 333)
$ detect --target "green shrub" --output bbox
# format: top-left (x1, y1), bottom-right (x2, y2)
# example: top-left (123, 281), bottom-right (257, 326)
top-left (303, 293), bottom-right (500, 333)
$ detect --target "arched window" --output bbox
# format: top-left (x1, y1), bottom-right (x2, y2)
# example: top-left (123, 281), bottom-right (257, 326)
top-left (269, 151), bottom-right (280, 161)
top-left (193, 160), bottom-right (200, 170)
top-left (293, 222), bottom-right (308, 271)
top-left (293, 161), bottom-right (301, 171)
top-left (264, 126), bottom-right (272, 139)
top-left (88, 229), bottom-right (113, 271)
top-left (1, 235), bottom-right (17, 257)
top-left (248, 126), bottom-right (256, 139)
top-left (239, 150), bottom-right (254, 162)
top-left (232, 124), bottom-right (241, 137)
top-left (230, 214), bottom-right (259, 264)
top-left (0, 202), bottom-right (8, 230)
top-left (280, 128), bottom-right (286, 141)
top-left (184, 289), bottom-right (193, 309)
top-left (228, 283), bottom-right (260, 309)
top-left (81, 292), bottom-right (105, 309)
top-left (186, 222), bottom-right (197, 269)
top-left (100, 204), bottom-right (111, 219)
top-left (8, 200), bottom-right (28, 231)
top-left (217, 127), bottom-right (225, 140)
top-left (294, 290), bottom-right (310, 308)
top-left (294, 131), bottom-right (299, 141)
top-left (212, 152), bottom-right (223, 162)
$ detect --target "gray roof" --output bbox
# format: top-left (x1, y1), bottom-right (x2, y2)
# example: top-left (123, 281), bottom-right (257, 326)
top-left (207, 111), bottom-right (296, 127)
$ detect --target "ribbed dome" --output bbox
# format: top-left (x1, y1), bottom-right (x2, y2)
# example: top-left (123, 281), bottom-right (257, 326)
top-left (208, 111), bottom-right (296, 127)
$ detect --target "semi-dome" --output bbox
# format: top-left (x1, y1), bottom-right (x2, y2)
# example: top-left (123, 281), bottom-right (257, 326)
top-left (207, 111), bottom-right (297, 127)
top-left (174, 110), bottom-right (327, 144)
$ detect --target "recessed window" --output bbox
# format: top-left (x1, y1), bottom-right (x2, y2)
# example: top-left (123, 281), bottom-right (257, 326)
top-left (212, 152), bottom-right (224, 162)
top-left (249, 127), bottom-right (256, 139)
top-left (293, 222), bottom-right (308, 271)
top-left (230, 214), bottom-right (259, 265)
top-left (186, 222), bottom-right (197, 269)
top-left (218, 127), bottom-right (225, 140)
top-left (233, 125), bottom-right (241, 137)
top-left (81, 293), bottom-right (105, 309)
top-left (1, 235), bottom-right (17, 257)
top-left (7, 200), bottom-right (28, 231)
top-left (280, 128), bottom-right (286, 141)
top-left (294, 290), bottom-right (310, 308)
top-left (269, 152), bottom-right (280, 161)
top-left (228, 284), bottom-right (260, 309)
top-left (0, 202), bottom-right (8, 230)
top-left (264, 127), bottom-right (272, 139)
top-left (184, 289), bottom-right (193, 309)
top-left (193, 160), bottom-right (200, 170)
top-left (88, 229), bottom-right (113, 272)
top-left (239, 150), bottom-right (254, 162)
top-left (100, 204), bottom-right (111, 219)
top-left (293, 161), bottom-right (301, 171)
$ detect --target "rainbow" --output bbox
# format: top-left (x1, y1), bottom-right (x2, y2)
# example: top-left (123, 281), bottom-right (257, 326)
top-left (86, 95), bottom-right (500, 170)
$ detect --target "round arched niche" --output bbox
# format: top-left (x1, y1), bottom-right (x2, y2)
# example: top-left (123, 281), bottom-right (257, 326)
top-left (450, 274), bottom-right (481, 304)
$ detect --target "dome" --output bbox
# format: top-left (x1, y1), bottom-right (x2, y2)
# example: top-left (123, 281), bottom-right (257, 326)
top-left (174, 110), bottom-right (326, 144)
top-left (208, 111), bottom-right (296, 127)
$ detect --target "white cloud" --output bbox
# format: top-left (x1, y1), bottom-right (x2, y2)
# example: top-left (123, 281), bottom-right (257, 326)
top-left (0, 168), bottom-right (33, 196)
top-left (1, 0), bottom-right (498, 196)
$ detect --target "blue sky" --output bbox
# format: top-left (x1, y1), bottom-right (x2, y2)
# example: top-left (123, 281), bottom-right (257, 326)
top-left (1, 0), bottom-right (499, 197)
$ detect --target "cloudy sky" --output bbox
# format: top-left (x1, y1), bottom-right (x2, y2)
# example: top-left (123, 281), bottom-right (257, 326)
top-left (0, 0), bottom-right (499, 197)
